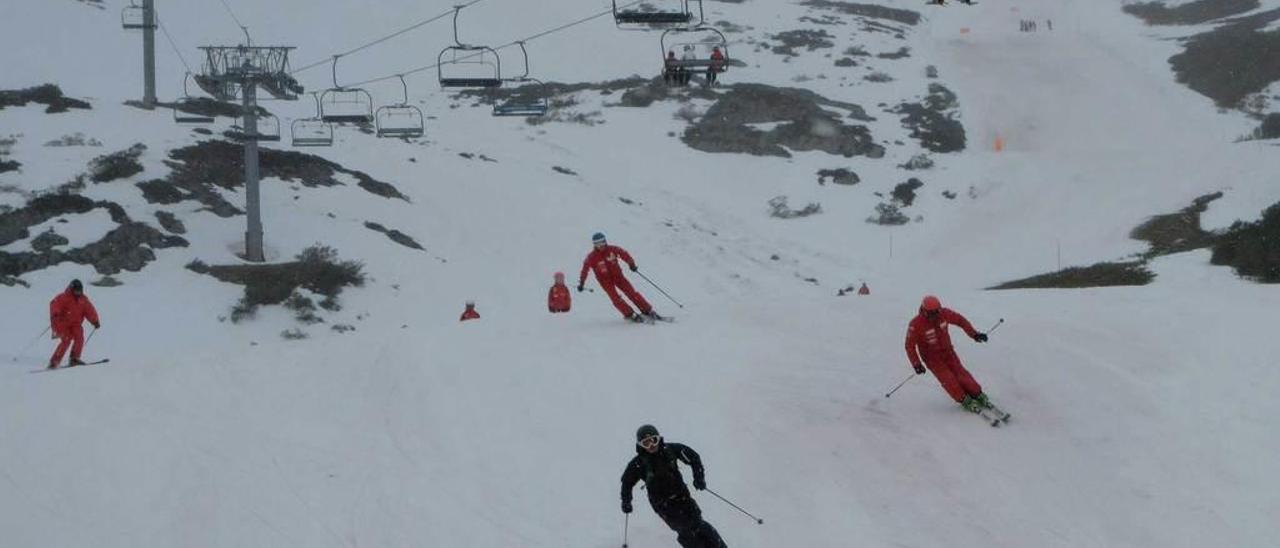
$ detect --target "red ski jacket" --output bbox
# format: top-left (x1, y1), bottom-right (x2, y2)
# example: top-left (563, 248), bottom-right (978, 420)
top-left (579, 245), bottom-right (637, 286)
top-left (548, 284), bottom-right (571, 313)
top-left (460, 308), bottom-right (480, 322)
top-left (905, 308), bottom-right (978, 369)
top-left (50, 289), bottom-right (99, 336)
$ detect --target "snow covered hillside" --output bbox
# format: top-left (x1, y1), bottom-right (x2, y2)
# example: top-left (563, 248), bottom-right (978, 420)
top-left (0, 0), bottom-right (1277, 546)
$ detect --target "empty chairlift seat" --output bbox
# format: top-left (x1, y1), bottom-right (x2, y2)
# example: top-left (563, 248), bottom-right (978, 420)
top-left (437, 6), bottom-right (503, 89)
top-left (292, 93), bottom-right (334, 147)
top-left (376, 75), bottom-right (424, 138)
top-left (613, 0), bottom-right (702, 29)
top-left (320, 55), bottom-right (374, 124)
top-left (173, 72), bottom-right (215, 124)
top-left (493, 43), bottom-right (549, 118)
top-left (121, 2), bottom-right (153, 30)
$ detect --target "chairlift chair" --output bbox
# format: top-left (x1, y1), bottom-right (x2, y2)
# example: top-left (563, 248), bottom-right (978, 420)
top-left (376, 75), bottom-right (425, 139)
top-left (121, 1), bottom-right (154, 30)
top-left (438, 6), bottom-right (503, 89)
top-left (291, 93), bottom-right (334, 147)
top-left (493, 42), bottom-right (549, 117)
top-left (173, 73), bottom-right (216, 125)
top-left (319, 55), bottom-right (375, 124)
top-left (660, 26), bottom-right (730, 84)
top-left (613, 0), bottom-right (702, 29)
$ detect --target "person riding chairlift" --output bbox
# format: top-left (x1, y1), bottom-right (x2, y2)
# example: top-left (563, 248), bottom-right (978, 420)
top-left (707, 47), bottom-right (725, 87)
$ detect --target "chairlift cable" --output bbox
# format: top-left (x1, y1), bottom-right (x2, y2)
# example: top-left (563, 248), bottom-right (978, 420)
top-left (155, 13), bottom-right (194, 74)
top-left (341, 0), bottom-right (647, 89)
top-left (291, 0), bottom-right (488, 76)
top-left (215, 0), bottom-right (248, 34)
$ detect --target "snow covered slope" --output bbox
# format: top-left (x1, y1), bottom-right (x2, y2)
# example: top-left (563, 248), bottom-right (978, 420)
top-left (0, 0), bottom-right (1277, 546)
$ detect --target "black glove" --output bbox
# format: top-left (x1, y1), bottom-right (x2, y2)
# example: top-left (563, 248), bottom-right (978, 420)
top-left (577, 284), bottom-right (584, 293)
top-left (621, 500), bottom-right (633, 514)
top-left (973, 333), bottom-right (988, 343)
top-left (92, 322), bottom-right (101, 329)
top-left (914, 364), bottom-right (926, 375)
top-left (693, 478), bottom-right (706, 491)
top-left (630, 264), bottom-right (638, 272)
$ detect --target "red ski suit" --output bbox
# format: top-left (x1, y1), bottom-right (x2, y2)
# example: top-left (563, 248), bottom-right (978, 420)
top-left (905, 308), bottom-right (982, 403)
top-left (548, 284), bottom-right (571, 313)
top-left (49, 288), bottom-right (99, 366)
top-left (460, 307), bottom-right (480, 322)
top-left (579, 245), bottom-right (652, 318)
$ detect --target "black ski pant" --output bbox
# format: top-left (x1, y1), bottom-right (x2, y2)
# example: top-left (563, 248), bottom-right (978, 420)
top-left (651, 494), bottom-right (727, 548)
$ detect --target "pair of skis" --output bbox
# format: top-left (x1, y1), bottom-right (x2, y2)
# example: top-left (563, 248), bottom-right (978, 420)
top-left (30, 359), bottom-right (110, 374)
top-left (975, 402), bottom-right (1012, 427)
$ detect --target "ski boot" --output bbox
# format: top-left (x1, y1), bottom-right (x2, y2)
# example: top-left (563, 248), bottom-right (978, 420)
top-left (69, 358), bottom-right (86, 367)
top-left (644, 310), bottom-right (664, 322)
top-left (974, 393), bottom-right (994, 409)
top-left (46, 361), bottom-right (58, 370)
top-left (961, 395), bottom-right (983, 413)
top-left (627, 313), bottom-right (647, 324)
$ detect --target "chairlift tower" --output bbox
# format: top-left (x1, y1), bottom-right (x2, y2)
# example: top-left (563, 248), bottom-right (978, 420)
top-left (198, 42), bottom-right (301, 262)
top-left (121, 0), bottom-right (158, 107)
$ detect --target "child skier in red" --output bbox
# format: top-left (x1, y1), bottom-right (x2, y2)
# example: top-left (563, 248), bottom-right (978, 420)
top-left (905, 295), bottom-right (992, 412)
top-left (460, 301), bottom-right (480, 322)
top-left (548, 272), bottom-right (571, 313)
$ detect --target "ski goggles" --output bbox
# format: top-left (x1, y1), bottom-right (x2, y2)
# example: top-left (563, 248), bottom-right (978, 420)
top-left (638, 435), bottom-right (661, 450)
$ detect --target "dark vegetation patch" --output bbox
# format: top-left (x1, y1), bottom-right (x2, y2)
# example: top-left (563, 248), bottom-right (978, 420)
top-left (801, 0), bottom-right (920, 25)
top-left (0, 84), bottom-right (91, 114)
top-left (91, 276), bottom-right (122, 287)
top-left (1167, 9), bottom-right (1280, 108)
top-left (1242, 112), bottom-right (1280, 140)
top-left (136, 140), bottom-right (408, 216)
top-left (989, 262), bottom-right (1155, 289)
top-left (859, 19), bottom-right (908, 37)
top-left (187, 245), bottom-right (365, 323)
top-left (153, 97), bottom-right (266, 120)
top-left (817, 168), bottom-right (860, 185)
top-left (1211, 201), bottom-right (1280, 282)
top-left (30, 229), bottom-right (68, 252)
top-left (683, 84), bottom-right (882, 158)
top-left (88, 144), bottom-right (146, 183)
top-left (552, 166), bottom-right (578, 176)
top-left (0, 160), bottom-right (18, 174)
top-left (866, 202), bottom-right (908, 225)
top-left (1123, 0), bottom-right (1258, 25)
top-left (1131, 192), bottom-right (1223, 256)
top-left (893, 83), bottom-right (966, 153)
top-left (891, 178), bottom-right (924, 206)
top-left (800, 15), bottom-right (845, 26)
top-left (834, 57), bottom-right (859, 67)
top-left (898, 153), bottom-right (934, 170)
top-left (154, 210), bottom-right (186, 234)
top-left (877, 47), bottom-right (911, 59)
top-left (770, 29), bottom-right (836, 56)
top-left (364, 221), bottom-right (424, 251)
top-left (769, 196), bottom-right (822, 218)
top-left (0, 194), bottom-right (187, 279)
top-left (45, 133), bottom-right (103, 147)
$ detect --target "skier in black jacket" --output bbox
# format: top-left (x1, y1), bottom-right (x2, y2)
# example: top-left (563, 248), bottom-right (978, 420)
top-left (621, 425), bottom-right (727, 548)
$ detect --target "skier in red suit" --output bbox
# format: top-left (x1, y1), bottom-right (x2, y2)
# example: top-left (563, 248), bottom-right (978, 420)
top-left (905, 295), bottom-right (991, 412)
top-left (548, 272), bottom-right (571, 313)
top-left (48, 279), bottom-right (99, 369)
top-left (578, 233), bottom-right (658, 323)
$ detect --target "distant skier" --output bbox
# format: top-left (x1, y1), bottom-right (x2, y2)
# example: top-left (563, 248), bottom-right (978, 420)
top-left (48, 279), bottom-right (100, 369)
top-left (706, 47), bottom-right (725, 87)
top-left (460, 301), bottom-right (480, 322)
top-left (578, 232), bottom-right (660, 323)
top-left (664, 50), bottom-right (679, 86)
top-left (622, 425), bottom-right (727, 548)
top-left (548, 272), bottom-right (571, 313)
top-left (904, 295), bottom-right (992, 412)
top-left (857, 282), bottom-right (870, 295)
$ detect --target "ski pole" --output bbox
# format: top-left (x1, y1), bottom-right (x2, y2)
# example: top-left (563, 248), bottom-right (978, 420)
top-left (85, 327), bottom-right (98, 348)
top-left (622, 513), bottom-right (629, 548)
top-left (885, 372), bottom-right (916, 398)
top-left (705, 488), bottom-right (764, 524)
top-left (633, 269), bottom-right (684, 308)
top-left (986, 318), bottom-right (1005, 336)
top-left (10, 326), bottom-right (50, 362)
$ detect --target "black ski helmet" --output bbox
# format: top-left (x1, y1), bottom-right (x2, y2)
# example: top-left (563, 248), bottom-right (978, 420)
top-left (636, 424), bottom-right (660, 443)
top-left (69, 279), bottom-right (83, 293)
